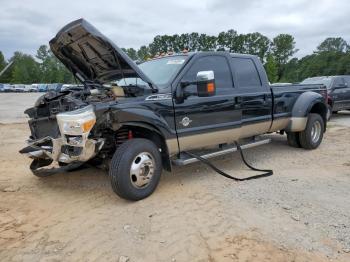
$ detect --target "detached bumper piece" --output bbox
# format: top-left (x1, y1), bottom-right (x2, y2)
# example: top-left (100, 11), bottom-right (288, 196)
top-left (19, 136), bottom-right (104, 177)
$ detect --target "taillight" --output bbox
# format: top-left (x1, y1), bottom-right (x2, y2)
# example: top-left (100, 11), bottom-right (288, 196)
top-left (128, 130), bottom-right (133, 140)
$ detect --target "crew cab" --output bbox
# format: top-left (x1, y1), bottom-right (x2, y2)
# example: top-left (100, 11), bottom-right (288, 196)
top-left (301, 76), bottom-right (350, 119)
top-left (20, 19), bottom-right (328, 200)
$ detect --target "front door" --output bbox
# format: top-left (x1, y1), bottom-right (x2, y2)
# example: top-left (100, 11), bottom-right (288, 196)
top-left (173, 53), bottom-right (241, 152)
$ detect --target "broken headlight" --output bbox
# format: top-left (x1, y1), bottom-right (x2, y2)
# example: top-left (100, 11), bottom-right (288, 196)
top-left (56, 105), bottom-right (96, 135)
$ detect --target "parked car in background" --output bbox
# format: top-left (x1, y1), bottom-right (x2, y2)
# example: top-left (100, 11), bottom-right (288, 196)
top-left (61, 84), bottom-right (72, 91)
top-left (0, 84), bottom-right (3, 92)
top-left (13, 84), bottom-right (25, 92)
top-left (47, 83), bottom-right (63, 92)
top-left (30, 84), bottom-right (40, 92)
top-left (47, 84), bottom-right (57, 92)
top-left (3, 84), bottom-right (14, 92)
top-left (24, 85), bottom-right (38, 92)
top-left (301, 76), bottom-right (350, 119)
top-left (61, 84), bottom-right (84, 91)
top-left (38, 84), bottom-right (48, 92)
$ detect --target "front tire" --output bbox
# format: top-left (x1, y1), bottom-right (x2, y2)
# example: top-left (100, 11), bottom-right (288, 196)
top-left (109, 138), bottom-right (162, 201)
top-left (298, 113), bottom-right (324, 150)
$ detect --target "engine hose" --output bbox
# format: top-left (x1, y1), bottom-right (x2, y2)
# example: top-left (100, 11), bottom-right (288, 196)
top-left (183, 141), bottom-right (273, 181)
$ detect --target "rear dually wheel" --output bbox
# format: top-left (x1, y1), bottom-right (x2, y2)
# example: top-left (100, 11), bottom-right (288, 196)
top-left (298, 113), bottom-right (324, 150)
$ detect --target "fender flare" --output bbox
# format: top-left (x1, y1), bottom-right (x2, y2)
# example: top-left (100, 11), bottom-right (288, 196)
top-left (286, 92), bottom-right (327, 132)
top-left (119, 121), bottom-right (163, 136)
top-left (116, 121), bottom-right (176, 172)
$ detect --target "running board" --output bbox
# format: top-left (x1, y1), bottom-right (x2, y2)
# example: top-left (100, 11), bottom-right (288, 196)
top-left (172, 138), bottom-right (271, 166)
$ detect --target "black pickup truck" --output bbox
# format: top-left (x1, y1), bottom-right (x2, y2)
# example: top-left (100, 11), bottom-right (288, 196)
top-left (20, 19), bottom-right (328, 200)
top-left (301, 76), bottom-right (350, 119)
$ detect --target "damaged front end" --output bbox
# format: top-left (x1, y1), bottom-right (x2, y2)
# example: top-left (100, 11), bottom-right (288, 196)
top-left (20, 18), bottom-right (158, 176)
top-left (20, 93), bottom-right (104, 176)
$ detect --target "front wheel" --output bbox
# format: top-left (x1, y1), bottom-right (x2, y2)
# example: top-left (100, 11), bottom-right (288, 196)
top-left (298, 113), bottom-right (324, 150)
top-left (109, 138), bottom-right (162, 201)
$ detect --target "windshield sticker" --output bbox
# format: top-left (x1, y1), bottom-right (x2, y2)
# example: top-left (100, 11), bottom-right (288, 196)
top-left (167, 59), bottom-right (185, 65)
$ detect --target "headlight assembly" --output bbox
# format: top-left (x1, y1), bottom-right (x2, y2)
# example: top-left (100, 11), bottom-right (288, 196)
top-left (56, 105), bottom-right (96, 135)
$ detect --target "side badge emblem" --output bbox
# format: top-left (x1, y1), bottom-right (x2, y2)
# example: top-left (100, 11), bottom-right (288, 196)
top-left (180, 117), bottom-right (192, 127)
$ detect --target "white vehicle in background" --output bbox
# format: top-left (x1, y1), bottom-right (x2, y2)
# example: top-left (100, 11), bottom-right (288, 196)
top-left (3, 84), bottom-right (15, 92)
top-left (61, 84), bottom-right (73, 91)
top-left (61, 84), bottom-right (84, 91)
top-left (13, 84), bottom-right (25, 92)
top-left (30, 84), bottom-right (40, 92)
top-left (24, 84), bottom-right (38, 92)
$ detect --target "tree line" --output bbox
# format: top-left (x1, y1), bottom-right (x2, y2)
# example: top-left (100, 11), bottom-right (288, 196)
top-left (0, 29), bottom-right (349, 84)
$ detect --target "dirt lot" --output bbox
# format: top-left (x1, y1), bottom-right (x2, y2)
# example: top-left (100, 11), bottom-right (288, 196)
top-left (0, 93), bottom-right (350, 261)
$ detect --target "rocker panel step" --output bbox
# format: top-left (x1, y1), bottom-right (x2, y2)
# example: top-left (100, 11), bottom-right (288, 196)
top-left (172, 138), bottom-right (271, 166)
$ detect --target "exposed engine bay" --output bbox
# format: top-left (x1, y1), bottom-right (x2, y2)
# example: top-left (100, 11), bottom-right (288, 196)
top-left (20, 84), bottom-right (150, 176)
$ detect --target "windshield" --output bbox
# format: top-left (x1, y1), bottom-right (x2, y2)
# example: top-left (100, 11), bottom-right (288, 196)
top-left (301, 77), bottom-right (332, 89)
top-left (138, 56), bottom-right (187, 87)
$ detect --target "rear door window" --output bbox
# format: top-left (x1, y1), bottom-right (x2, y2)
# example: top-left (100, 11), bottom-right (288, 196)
top-left (232, 58), bottom-right (261, 88)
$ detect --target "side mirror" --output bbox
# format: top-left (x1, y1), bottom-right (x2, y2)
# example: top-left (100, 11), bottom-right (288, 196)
top-left (176, 70), bottom-right (216, 104)
top-left (196, 71), bottom-right (216, 97)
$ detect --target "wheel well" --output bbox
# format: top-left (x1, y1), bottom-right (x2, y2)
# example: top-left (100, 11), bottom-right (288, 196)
top-left (310, 102), bottom-right (327, 130)
top-left (117, 125), bottom-right (172, 172)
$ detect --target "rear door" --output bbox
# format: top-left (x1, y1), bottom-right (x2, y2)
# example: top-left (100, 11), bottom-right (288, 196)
top-left (173, 53), bottom-right (241, 152)
top-left (332, 77), bottom-right (347, 111)
top-left (230, 56), bottom-right (273, 136)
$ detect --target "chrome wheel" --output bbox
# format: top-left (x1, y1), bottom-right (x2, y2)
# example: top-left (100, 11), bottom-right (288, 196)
top-left (129, 152), bottom-right (155, 188)
top-left (311, 120), bottom-right (321, 143)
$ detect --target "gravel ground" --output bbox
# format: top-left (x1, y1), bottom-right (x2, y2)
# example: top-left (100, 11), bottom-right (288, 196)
top-left (0, 93), bottom-right (349, 261)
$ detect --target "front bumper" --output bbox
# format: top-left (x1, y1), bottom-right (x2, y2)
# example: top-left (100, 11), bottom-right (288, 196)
top-left (20, 134), bottom-right (104, 174)
top-left (27, 136), bottom-right (103, 163)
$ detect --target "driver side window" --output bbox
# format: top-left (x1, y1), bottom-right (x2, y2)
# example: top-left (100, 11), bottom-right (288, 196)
top-left (181, 56), bottom-right (233, 93)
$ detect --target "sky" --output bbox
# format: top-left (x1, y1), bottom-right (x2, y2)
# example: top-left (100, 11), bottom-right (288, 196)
top-left (1, 0), bottom-right (350, 60)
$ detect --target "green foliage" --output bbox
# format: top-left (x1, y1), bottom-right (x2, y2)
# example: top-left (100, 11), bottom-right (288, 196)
top-left (0, 51), bottom-right (6, 71)
top-left (279, 51), bottom-right (350, 82)
top-left (271, 34), bottom-right (298, 65)
top-left (137, 46), bottom-right (151, 61)
top-left (264, 54), bottom-right (278, 83)
top-left (317, 37), bottom-right (348, 53)
top-left (36, 45), bottom-right (74, 83)
top-left (0, 32), bottom-right (349, 85)
top-left (243, 33), bottom-right (271, 62)
top-left (271, 34), bottom-right (298, 80)
top-left (9, 52), bottom-right (40, 84)
top-left (122, 48), bottom-right (138, 60)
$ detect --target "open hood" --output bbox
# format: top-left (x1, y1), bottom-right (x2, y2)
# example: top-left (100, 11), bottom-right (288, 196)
top-left (49, 19), bottom-right (156, 89)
